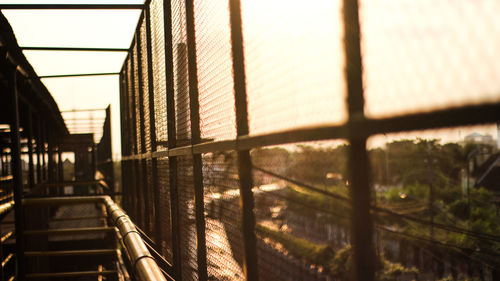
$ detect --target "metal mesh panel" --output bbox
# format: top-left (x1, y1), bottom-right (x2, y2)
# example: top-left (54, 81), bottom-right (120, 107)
top-left (132, 43), bottom-right (142, 153)
top-left (361, 0), bottom-right (500, 118)
top-left (251, 142), bottom-right (350, 280)
top-left (367, 125), bottom-right (500, 279)
top-left (157, 156), bottom-right (173, 263)
top-left (150, 0), bottom-right (169, 144)
top-left (146, 158), bottom-right (154, 235)
top-left (137, 161), bottom-right (146, 229)
top-left (241, 0), bottom-right (347, 136)
top-left (178, 155), bottom-right (198, 280)
top-left (126, 57), bottom-right (136, 154)
top-left (202, 152), bottom-right (245, 280)
top-left (116, 0), bottom-right (500, 279)
top-left (140, 20), bottom-right (152, 153)
top-left (194, 0), bottom-right (236, 141)
top-left (171, 0), bottom-right (191, 144)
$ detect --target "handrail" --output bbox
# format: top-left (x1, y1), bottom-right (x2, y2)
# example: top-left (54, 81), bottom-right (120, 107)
top-left (21, 195), bottom-right (170, 280)
top-left (0, 200), bottom-right (13, 216)
top-left (0, 175), bottom-right (13, 182)
top-left (103, 196), bottom-right (171, 281)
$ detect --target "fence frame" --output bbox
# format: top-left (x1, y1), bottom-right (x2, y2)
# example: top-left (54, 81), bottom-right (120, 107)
top-left (117, 1), bottom-right (500, 280)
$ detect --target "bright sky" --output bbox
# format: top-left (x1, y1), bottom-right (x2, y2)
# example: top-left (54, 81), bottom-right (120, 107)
top-left (2, 0), bottom-right (500, 157)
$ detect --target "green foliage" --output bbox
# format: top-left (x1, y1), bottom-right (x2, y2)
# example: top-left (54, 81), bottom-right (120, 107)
top-left (255, 224), bottom-right (335, 268)
top-left (378, 258), bottom-right (419, 281)
top-left (286, 144), bottom-right (348, 185)
top-left (285, 185), bottom-right (350, 224)
top-left (370, 139), bottom-right (489, 187)
top-left (329, 245), bottom-right (354, 279)
top-left (257, 227), bottom-right (418, 280)
top-left (329, 245), bottom-right (418, 280)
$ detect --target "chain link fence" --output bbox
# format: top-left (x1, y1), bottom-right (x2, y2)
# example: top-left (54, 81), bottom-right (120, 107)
top-left (119, 0), bottom-right (500, 280)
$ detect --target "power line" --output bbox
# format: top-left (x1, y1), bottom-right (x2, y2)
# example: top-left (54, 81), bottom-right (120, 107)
top-left (253, 165), bottom-right (500, 244)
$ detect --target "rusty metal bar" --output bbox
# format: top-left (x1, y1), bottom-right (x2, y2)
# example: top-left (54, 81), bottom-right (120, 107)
top-left (228, 0), bottom-right (259, 279)
top-left (184, 0), bottom-right (208, 279)
top-left (163, 0), bottom-right (182, 279)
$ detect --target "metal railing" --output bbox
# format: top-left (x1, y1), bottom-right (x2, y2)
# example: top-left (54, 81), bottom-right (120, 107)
top-left (22, 195), bottom-right (170, 281)
top-left (117, 0), bottom-right (500, 280)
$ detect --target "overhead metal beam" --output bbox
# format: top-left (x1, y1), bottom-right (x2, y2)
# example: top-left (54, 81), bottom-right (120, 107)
top-left (60, 108), bottom-right (106, 113)
top-left (21, 47), bottom-right (128, 52)
top-left (39, 72), bottom-right (119, 79)
top-left (0, 4), bottom-right (143, 10)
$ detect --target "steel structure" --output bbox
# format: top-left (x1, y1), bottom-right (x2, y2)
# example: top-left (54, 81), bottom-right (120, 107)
top-left (117, 0), bottom-right (500, 281)
top-left (0, 0), bottom-right (499, 280)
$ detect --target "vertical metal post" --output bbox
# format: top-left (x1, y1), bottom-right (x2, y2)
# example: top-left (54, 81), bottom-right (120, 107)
top-left (26, 109), bottom-right (35, 189)
top-left (42, 124), bottom-right (48, 182)
top-left (184, 0), bottom-right (208, 279)
top-left (0, 151), bottom-right (5, 176)
top-left (47, 134), bottom-right (55, 184)
top-left (342, 0), bottom-right (375, 280)
top-left (35, 119), bottom-right (42, 184)
top-left (129, 40), bottom-right (141, 223)
top-left (7, 65), bottom-right (25, 281)
top-left (135, 29), bottom-right (150, 231)
top-left (119, 71), bottom-right (129, 210)
top-left (120, 67), bottom-right (132, 213)
top-left (164, 0), bottom-right (182, 278)
top-left (144, 4), bottom-right (162, 246)
top-left (57, 147), bottom-right (63, 182)
top-left (228, 0), bottom-right (259, 279)
top-left (0, 222), bottom-right (4, 281)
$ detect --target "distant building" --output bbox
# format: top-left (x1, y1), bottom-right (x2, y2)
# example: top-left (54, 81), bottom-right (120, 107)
top-left (464, 132), bottom-right (496, 148)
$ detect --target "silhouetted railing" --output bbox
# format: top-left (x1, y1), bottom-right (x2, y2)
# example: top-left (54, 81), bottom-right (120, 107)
top-left (118, 1), bottom-right (500, 281)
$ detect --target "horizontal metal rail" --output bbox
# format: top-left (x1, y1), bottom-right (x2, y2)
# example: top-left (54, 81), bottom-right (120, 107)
top-left (23, 227), bottom-right (115, 236)
top-left (0, 4), bottom-right (144, 10)
top-left (31, 180), bottom-right (101, 187)
top-left (103, 196), bottom-right (171, 281)
top-left (25, 249), bottom-right (117, 257)
top-left (0, 200), bottom-right (13, 216)
top-left (121, 102), bottom-right (500, 161)
top-left (21, 47), bottom-right (128, 52)
top-left (1, 231), bottom-right (13, 243)
top-left (21, 196), bottom-right (168, 281)
top-left (23, 196), bottom-right (105, 206)
top-left (49, 215), bottom-right (107, 222)
top-left (0, 175), bottom-right (13, 182)
top-left (26, 270), bottom-right (117, 279)
top-left (39, 72), bottom-right (120, 79)
top-left (2, 253), bottom-right (14, 267)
